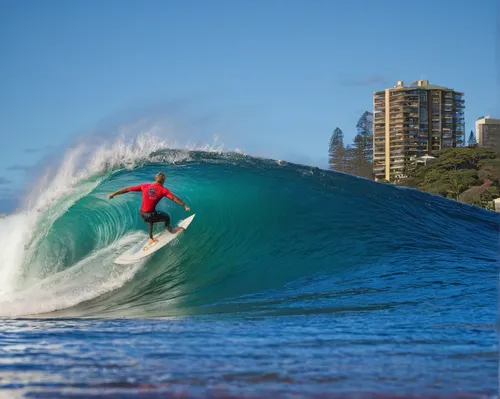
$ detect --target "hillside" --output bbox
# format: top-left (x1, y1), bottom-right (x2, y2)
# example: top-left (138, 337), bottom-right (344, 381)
top-left (395, 147), bottom-right (500, 210)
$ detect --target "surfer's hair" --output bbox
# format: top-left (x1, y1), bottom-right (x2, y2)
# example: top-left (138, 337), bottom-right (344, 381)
top-left (155, 172), bottom-right (166, 183)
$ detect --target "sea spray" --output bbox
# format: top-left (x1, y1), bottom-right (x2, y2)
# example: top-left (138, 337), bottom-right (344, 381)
top-left (0, 133), bottom-right (226, 313)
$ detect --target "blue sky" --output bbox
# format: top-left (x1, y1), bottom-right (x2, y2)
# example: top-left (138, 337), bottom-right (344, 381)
top-left (0, 0), bottom-right (498, 211)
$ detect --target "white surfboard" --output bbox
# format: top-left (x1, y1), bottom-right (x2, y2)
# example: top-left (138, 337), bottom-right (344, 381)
top-left (114, 214), bottom-right (195, 265)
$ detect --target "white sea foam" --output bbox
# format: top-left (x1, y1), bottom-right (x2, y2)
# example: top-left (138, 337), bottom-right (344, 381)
top-left (0, 233), bottom-right (144, 317)
top-left (0, 130), bottom-right (227, 316)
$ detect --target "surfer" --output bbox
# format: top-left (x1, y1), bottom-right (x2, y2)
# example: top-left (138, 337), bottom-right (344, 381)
top-left (108, 172), bottom-right (190, 245)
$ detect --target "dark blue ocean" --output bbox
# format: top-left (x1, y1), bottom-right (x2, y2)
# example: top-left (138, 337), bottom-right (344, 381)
top-left (0, 146), bottom-right (498, 398)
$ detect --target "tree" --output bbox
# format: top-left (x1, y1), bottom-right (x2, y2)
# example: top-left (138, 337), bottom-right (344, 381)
top-left (478, 158), bottom-right (500, 184)
top-left (347, 133), bottom-right (373, 178)
top-left (356, 111), bottom-right (373, 163)
top-left (394, 147), bottom-right (498, 209)
top-left (328, 127), bottom-right (345, 172)
top-left (343, 144), bottom-right (356, 174)
top-left (446, 169), bottom-right (480, 200)
top-left (467, 130), bottom-right (477, 147)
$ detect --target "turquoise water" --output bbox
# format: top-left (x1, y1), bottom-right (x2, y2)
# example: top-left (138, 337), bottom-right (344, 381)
top-left (0, 150), bottom-right (498, 397)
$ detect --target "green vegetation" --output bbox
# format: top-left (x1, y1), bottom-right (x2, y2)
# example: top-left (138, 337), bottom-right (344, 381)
top-left (327, 113), bottom-right (499, 210)
top-left (395, 147), bottom-right (500, 210)
top-left (328, 111), bottom-right (374, 179)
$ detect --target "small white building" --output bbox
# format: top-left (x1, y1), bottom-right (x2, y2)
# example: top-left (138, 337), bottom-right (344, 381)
top-left (415, 155), bottom-right (436, 166)
top-left (493, 198), bottom-right (500, 212)
top-left (476, 116), bottom-right (500, 148)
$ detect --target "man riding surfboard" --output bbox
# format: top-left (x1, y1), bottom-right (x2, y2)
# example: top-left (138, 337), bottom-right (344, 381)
top-left (108, 172), bottom-right (190, 245)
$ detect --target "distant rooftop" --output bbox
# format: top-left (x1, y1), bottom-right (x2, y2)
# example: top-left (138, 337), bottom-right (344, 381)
top-left (477, 115), bottom-right (500, 121)
top-left (374, 80), bottom-right (463, 94)
top-left (393, 80), bottom-right (454, 90)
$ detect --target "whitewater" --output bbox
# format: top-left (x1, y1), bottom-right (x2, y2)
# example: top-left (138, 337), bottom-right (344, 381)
top-left (0, 134), bottom-right (497, 398)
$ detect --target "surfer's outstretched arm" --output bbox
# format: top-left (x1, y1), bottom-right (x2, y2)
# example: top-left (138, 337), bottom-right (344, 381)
top-left (108, 188), bottom-right (131, 199)
top-left (167, 193), bottom-right (190, 212)
top-left (109, 184), bottom-right (142, 199)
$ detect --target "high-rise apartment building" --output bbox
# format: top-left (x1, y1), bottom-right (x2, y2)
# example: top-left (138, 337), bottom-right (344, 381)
top-left (475, 116), bottom-right (500, 148)
top-left (373, 80), bottom-right (465, 181)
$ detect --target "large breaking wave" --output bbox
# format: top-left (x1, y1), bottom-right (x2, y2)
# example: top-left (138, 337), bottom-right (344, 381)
top-left (0, 134), bottom-right (497, 319)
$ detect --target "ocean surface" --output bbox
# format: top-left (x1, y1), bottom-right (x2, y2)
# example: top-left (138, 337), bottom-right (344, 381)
top-left (0, 139), bottom-right (498, 398)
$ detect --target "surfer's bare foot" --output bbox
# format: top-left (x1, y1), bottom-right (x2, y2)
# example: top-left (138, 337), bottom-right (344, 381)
top-left (171, 227), bottom-right (185, 234)
top-left (147, 238), bottom-right (158, 245)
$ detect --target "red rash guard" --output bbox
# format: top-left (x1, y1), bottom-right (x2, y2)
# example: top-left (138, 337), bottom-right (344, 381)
top-left (127, 183), bottom-right (174, 213)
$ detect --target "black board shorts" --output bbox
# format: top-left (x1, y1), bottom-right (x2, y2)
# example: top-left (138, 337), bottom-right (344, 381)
top-left (139, 211), bottom-right (171, 226)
